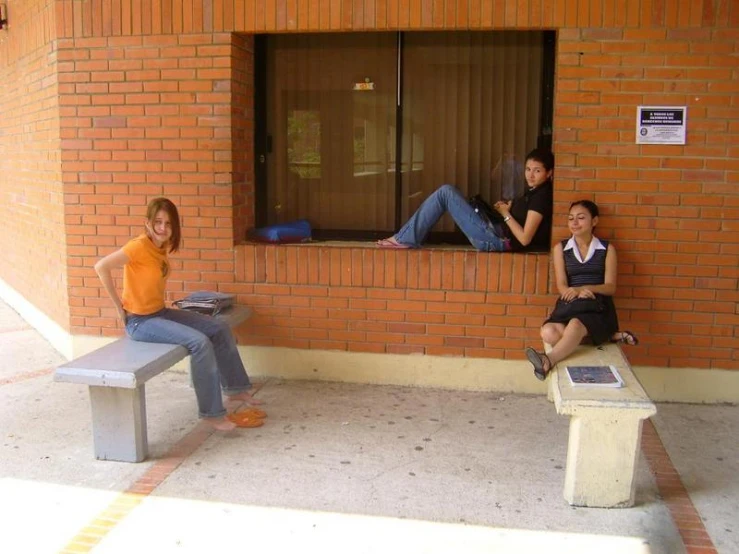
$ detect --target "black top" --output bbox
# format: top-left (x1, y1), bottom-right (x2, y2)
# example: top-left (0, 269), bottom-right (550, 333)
top-left (505, 180), bottom-right (553, 252)
top-left (564, 238), bottom-right (609, 287)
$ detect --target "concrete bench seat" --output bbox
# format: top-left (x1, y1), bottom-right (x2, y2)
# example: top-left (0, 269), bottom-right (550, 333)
top-left (546, 342), bottom-right (656, 508)
top-left (54, 306), bottom-right (252, 463)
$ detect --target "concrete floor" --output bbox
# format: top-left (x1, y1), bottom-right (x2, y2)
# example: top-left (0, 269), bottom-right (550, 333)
top-left (0, 299), bottom-right (737, 554)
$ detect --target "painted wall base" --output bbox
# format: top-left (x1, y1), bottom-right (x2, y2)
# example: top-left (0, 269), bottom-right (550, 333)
top-left (2, 285), bottom-right (737, 405)
top-left (237, 345), bottom-right (739, 405)
top-left (0, 278), bottom-right (73, 360)
top-left (56, 337), bottom-right (739, 405)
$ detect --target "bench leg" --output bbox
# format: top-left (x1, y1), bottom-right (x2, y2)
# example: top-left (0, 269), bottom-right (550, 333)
top-left (563, 411), bottom-right (646, 508)
top-left (89, 385), bottom-right (148, 462)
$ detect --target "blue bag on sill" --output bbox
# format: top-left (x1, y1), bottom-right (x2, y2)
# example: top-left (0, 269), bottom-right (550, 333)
top-left (248, 219), bottom-right (312, 244)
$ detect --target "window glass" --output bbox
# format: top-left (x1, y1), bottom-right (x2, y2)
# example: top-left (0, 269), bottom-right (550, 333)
top-left (287, 109), bottom-right (321, 179)
top-left (261, 31), bottom-right (553, 242)
top-left (265, 33), bottom-right (397, 232)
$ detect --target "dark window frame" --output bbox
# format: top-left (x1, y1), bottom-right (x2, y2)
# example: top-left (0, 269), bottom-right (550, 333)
top-left (254, 31), bottom-right (556, 245)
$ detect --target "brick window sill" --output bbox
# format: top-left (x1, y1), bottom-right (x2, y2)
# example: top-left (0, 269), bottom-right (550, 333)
top-left (235, 242), bottom-right (551, 294)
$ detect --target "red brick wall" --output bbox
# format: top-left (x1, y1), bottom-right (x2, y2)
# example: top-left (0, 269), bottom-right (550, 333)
top-left (55, 32), bottom-right (247, 335)
top-left (0, 0), bottom-right (69, 329)
top-left (3, 0), bottom-right (737, 371)
top-left (51, 0), bottom-right (739, 34)
top-left (231, 245), bottom-right (550, 359)
top-left (554, 24), bottom-right (739, 369)
top-left (230, 34), bottom-right (256, 243)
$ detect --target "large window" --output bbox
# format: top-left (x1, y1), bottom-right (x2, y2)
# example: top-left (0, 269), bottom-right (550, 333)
top-left (256, 31), bottom-right (554, 242)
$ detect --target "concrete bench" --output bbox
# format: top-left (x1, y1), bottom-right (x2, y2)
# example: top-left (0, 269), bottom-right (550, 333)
top-left (545, 342), bottom-right (656, 508)
top-left (54, 306), bottom-right (252, 463)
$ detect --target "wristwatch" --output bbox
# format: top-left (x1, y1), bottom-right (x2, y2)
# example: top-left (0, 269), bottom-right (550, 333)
top-left (503, 216), bottom-right (511, 223)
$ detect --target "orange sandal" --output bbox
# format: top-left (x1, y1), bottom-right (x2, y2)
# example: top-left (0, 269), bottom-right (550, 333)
top-left (227, 409), bottom-right (266, 428)
top-left (238, 408), bottom-right (267, 419)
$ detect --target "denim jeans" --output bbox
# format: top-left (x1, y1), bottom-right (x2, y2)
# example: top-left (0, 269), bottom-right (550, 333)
top-left (395, 184), bottom-right (511, 251)
top-left (125, 308), bottom-right (252, 419)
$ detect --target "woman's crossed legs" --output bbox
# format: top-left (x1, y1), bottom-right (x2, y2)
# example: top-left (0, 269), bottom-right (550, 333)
top-left (526, 320), bottom-right (639, 380)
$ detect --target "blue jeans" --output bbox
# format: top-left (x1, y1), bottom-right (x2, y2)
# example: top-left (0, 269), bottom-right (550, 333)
top-left (395, 184), bottom-right (511, 251)
top-left (125, 308), bottom-right (252, 419)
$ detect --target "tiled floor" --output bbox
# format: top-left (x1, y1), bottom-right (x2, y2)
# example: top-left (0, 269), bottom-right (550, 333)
top-left (1, 298), bottom-right (737, 554)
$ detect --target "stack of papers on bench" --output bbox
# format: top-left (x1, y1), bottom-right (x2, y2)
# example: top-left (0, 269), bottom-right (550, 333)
top-left (566, 365), bottom-right (624, 388)
top-left (173, 291), bottom-right (235, 316)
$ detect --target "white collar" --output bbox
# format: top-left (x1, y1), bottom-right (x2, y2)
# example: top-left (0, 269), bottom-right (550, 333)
top-left (564, 236), bottom-right (606, 263)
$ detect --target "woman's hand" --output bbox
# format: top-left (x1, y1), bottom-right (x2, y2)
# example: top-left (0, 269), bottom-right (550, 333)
top-left (94, 248), bottom-right (131, 327)
top-left (561, 287), bottom-right (595, 301)
top-left (145, 221), bottom-right (158, 243)
top-left (560, 287), bottom-right (581, 302)
top-left (145, 221), bottom-right (167, 248)
top-left (493, 200), bottom-right (511, 217)
top-left (116, 305), bottom-right (128, 326)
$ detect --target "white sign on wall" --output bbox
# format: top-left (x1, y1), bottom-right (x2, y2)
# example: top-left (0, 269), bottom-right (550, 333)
top-left (636, 106), bottom-right (687, 145)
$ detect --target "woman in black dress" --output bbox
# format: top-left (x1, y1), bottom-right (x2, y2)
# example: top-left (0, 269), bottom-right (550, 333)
top-left (524, 200), bottom-right (638, 380)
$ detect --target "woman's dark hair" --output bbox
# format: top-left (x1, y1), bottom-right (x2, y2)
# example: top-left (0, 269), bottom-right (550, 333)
top-left (146, 197), bottom-right (181, 253)
top-left (524, 148), bottom-right (555, 171)
top-left (569, 199), bottom-right (599, 218)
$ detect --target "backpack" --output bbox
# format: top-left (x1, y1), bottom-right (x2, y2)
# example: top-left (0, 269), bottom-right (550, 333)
top-left (173, 291), bottom-right (235, 316)
top-left (248, 219), bottom-right (312, 244)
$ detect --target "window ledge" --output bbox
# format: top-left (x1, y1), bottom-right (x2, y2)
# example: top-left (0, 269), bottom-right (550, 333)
top-left (235, 242), bottom-right (551, 293)
top-left (242, 239), bottom-right (549, 254)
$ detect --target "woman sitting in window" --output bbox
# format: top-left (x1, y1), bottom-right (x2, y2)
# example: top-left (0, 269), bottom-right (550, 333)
top-left (524, 200), bottom-right (639, 381)
top-left (376, 148), bottom-right (554, 252)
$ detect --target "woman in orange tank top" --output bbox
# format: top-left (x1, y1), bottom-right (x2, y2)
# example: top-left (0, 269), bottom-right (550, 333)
top-left (95, 197), bottom-right (262, 431)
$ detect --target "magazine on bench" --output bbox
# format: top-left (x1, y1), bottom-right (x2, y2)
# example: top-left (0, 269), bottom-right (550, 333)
top-left (173, 291), bottom-right (235, 316)
top-left (565, 365), bottom-right (624, 388)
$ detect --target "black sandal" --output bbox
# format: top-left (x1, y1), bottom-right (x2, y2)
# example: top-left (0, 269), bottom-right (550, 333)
top-left (525, 347), bottom-right (552, 381)
top-left (613, 330), bottom-right (639, 346)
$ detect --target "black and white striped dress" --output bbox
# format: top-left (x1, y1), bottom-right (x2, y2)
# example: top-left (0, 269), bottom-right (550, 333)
top-left (545, 237), bottom-right (619, 345)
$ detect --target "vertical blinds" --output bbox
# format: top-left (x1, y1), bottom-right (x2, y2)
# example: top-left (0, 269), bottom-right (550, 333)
top-left (265, 31), bottom-right (544, 236)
